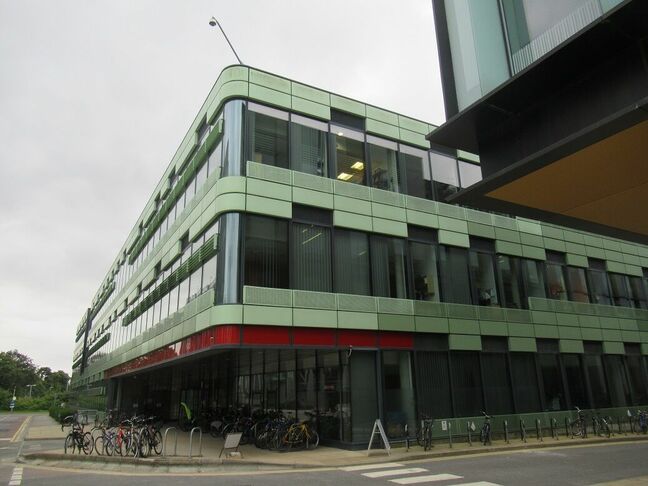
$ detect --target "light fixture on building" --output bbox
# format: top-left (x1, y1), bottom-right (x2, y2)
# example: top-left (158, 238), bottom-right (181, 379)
top-left (208, 17), bottom-right (244, 65)
top-left (351, 161), bottom-right (364, 170)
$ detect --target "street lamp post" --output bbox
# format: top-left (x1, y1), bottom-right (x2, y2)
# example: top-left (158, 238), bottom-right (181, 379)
top-left (208, 17), bottom-right (244, 65)
top-left (26, 384), bottom-right (35, 398)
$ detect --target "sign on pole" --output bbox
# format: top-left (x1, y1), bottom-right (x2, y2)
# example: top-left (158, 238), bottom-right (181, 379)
top-left (367, 419), bottom-right (391, 455)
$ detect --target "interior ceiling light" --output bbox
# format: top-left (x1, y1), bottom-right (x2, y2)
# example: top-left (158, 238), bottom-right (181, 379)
top-left (351, 161), bottom-right (364, 170)
top-left (337, 131), bottom-right (344, 136)
top-left (337, 172), bottom-right (353, 181)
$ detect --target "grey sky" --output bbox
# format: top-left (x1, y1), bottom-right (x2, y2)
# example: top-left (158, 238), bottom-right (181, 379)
top-left (0, 0), bottom-right (444, 373)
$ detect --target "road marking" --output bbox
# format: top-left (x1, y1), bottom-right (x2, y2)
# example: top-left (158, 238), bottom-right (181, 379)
top-left (390, 474), bottom-right (463, 484)
top-left (363, 468), bottom-right (429, 478)
top-left (11, 416), bottom-right (31, 442)
top-left (341, 462), bottom-right (405, 471)
top-left (455, 483), bottom-right (502, 486)
top-left (8, 466), bottom-right (23, 485)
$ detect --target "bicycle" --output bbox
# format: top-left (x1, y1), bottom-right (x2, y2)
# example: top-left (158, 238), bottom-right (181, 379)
top-left (479, 411), bottom-right (491, 446)
top-left (592, 414), bottom-right (611, 438)
top-left (415, 415), bottom-right (434, 451)
top-left (570, 407), bottom-right (587, 438)
top-left (276, 412), bottom-right (319, 450)
top-left (62, 415), bottom-right (93, 455)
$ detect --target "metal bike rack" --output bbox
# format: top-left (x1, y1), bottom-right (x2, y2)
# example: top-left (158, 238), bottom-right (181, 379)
top-left (163, 427), bottom-right (178, 457)
top-left (520, 419), bottom-right (527, 443)
top-left (448, 421), bottom-right (452, 448)
top-left (551, 418), bottom-right (558, 440)
top-left (565, 417), bottom-right (571, 438)
top-left (503, 420), bottom-right (510, 444)
top-left (467, 422), bottom-right (472, 446)
top-left (536, 419), bottom-right (543, 442)
top-left (189, 427), bottom-right (203, 458)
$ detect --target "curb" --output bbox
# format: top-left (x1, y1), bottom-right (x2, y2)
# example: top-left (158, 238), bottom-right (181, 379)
top-left (19, 435), bottom-right (648, 472)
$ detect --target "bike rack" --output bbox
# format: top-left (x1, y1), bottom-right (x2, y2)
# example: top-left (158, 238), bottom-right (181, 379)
top-left (448, 421), bottom-right (452, 448)
top-left (520, 419), bottom-right (527, 443)
top-left (618, 416), bottom-right (624, 435)
top-left (536, 419), bottom-right (543, 442)
top-left (503, 420), bottom-right (510, 444)
top-left (163, 427), bottom-right (178, 457)
top-left (550, 418), bottom-right (558, 440)
top-left (189, 427), bottom-right (202, 458)
top-left (565, 417), bottom-right (571, 438)
top-left (404, 424), bottom-right (409, 451)
top-left (467, 422), bottom-right (472, 446)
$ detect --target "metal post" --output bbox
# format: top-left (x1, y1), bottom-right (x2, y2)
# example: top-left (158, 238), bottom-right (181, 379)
top-left (520, 419), bottom-right (527, 443)
top-left (504, 420), bottom-right (509, 444)
top-left (566, 417), bottom-right (571, 438)
top-left (208, 17), bottom-right (243, 65)
top-left (189, 427), bottom-right (203, 458)
top-left (551, 418), bottom-right (558, 440)
top-left (448, 421), bottom-right (452, 448)
top-left (618, 416), bottom-right (624, 435)
top-left (536, 419), bottom-right (543, 442)
top-left (163, 427), bottom-right (178, 457)
top-left (405, 424), bottom-right (409, 451)
top-left (467, 422), bottom-right (472, 446)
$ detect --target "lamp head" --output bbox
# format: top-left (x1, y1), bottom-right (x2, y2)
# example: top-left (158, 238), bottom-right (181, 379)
top-left (209, 17), bottom-right (217, 27)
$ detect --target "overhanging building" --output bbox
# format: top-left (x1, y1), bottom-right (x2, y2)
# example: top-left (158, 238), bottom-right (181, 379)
top-left (73, 65), bottom-right (648, 447)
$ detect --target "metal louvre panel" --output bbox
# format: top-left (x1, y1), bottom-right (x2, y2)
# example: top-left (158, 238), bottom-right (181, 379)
top-left (337, 293), bottom-right (377, 313)
top-left (292, 290), bottom-right (337, 310)
top-left (333, 180), bottom-right (371, 200)
top-left (242, 285), bottom-right (292, 307)
top-left (377, 297), bottom-right (414, 315)
top-left (246, 160), bottom-right (292, 184)
top-left (292, 170), bottom-right (333, 192)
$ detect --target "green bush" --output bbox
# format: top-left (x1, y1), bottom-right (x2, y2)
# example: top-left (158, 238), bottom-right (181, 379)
top-left (49, 404), bottom-right (77, 424)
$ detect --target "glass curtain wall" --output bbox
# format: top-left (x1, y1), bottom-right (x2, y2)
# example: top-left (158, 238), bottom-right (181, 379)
top-left (291, 223), bottom-right (332, 292)
top-left (247, 103), bottom-right (289, 168)
top-left (368, 136), bottom-right (400, 193)
top-left (221, 100), bottom-right (245, 177)
top-left (603, 354), bottom-right (631, 407)
top-left (415, 348), bottom-right (452, 418)
top-left (546, 253), bottom-right (568, 301)
top-left (509, 353), bottom-right (541, 412)
top-left (562, 354), bottom-right (589, 408)
top-left (290, 115), bottom-right (328, 177)
top-left (430, 151), bottom-right (460, 201)
top-left (583, 343), bottom-right (611, 408)
top-left (450, 351), bottom-right (484, 416)
top-left (244, 215), bottom-right (289, 289)
top-left (410, 240), bottom-right (440, 302)
top-left (370, 236), bottom-right (409, 299)
top-left (481, 338), bottom-right (513, 414)
top-left (537, 341), bottom-right (567, 411)
top-left (400, 146), bottom-right (433, 199)
top-left (334, 229), bottom-right (371, 295)
top-left (330, 124), bottom-right (366, 185)
top-left (589, 260), bottom-right (612, 306)
top-left (382, 351), bottom-right (416, 438)
top-left (469, 241), bottom-right (500, 306)
top-left (609, 274), bottom-right (632, 307)
top-left (439, 246), bottom-right (472, 304)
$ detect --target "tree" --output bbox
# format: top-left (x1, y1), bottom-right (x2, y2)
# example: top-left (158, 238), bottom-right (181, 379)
top-left (0, 350), bottom-right (39, 393)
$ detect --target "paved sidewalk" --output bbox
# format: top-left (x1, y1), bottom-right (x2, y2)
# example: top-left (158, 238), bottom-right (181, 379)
top-left (19, 414), bottom-right (648, 472)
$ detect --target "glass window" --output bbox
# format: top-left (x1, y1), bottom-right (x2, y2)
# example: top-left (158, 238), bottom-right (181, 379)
top-left (317, 351), bottom-right (341, 441)
top-left (409, 241), bottom-right (440, 302)
top-left (566, 267), bottom-right (590, 303)
top-left (290, 115), bottom-right (328, 177)
top-left (331, 124), bottom-right (365, 185)
top-left (159, 292), bottom-right (169, 322)
top-left (349, 351), bottom-right (378, 443)
top-left (195, 161), bottom-right (208, 192)
top-left (208, 140), bottom-right (222, 178)
top-left (450, 351), bottom-right (484, 417)
top-left (583, 351), bottom-right (611, 408)
top-left (458, 161), bottom-right (482, 188)
top-left (522, 259), bottom-right (546, 301)
top-left (291, 223), bottom-right (332, 292)
top-left (626, 353), bottom-right (648, 404)
top-left (202, 256), bottom-right (217, 292)
top-left (296, 350), bottom-right (317, 422)
top-left (603, 355), bottom-right (631, 407)
top-left (628, 276), bottom-right (648, 309)
top-left (430, 151), bottom-right (459, 201)
top-left (221, 100), bottom-right (245, 177)
top-left (439, 246), bottom-right (472, 304)
top-left (400, 145), bottom-right (432, 199)
top-left (178, 277), bottom-right (190, 309)
top-left (244, 215), bottom-right (288, 289)
top-left (370, 236), bottom-right (409, 299)
top-left (497, 255), bottom-right (523, 309)
top-left (248, 102), bottom-right (288, 168)
top-left (334, 229), bottom-right (371, 295)
top-left (538, 354), bottom-right (566, 411)
top-left (189, 267), bottom-right (203, 298)
top-left (469, 251), bottom-right (500, 306)
top-left (510, 353), bottom-right (541, 412)
top-left (589, 267), bottom-right (612, 306)
top-left (482, 352), bottom-right (513, 414)
top-left (416, 351), bottom-right (452, 418)
top-left (382, 351), bottom-right (415, 438)
top-left (216, 213), bottom-right (242, 305)
top-left (368, 136), bottom-right (400, 193)
top-left (609, 274), bottom-right (631, 307)
top-left (546, 262), bottom-right (567, 301)
top-left (562, 354), bottom-right (588, 408)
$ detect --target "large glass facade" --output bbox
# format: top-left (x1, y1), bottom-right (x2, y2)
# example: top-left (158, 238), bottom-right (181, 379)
top-left (334, 230), bottom-right (371, 295)
top-left (291, 223), bottom-right (332, 292)
top-left (331, 125), bottom-right (365, 185)
top-left (439, 246), bottom-right (472, 304)
top-left (247, 103), bottom-right (289, 169)
top-left (368, 136), bottom-right (400, 193)
top-left (290, 115), bottom-right (328, 177)
top-left (244, 215), bottom-right (289, 289)
top-left (370, 236), bottom-right (409, 299)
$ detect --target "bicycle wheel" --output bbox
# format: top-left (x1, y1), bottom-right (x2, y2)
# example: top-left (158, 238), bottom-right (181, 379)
top-left (64, 434), bottom-right (75, 454)
top-left (306, 429), bottom-right (319, 450)
top-left (152, 430), bottom-right (163, 455)
top-left (82, 432), bottom-right (94, 455)
top-left (94, 435), bottom-right (104, 456)
top-left (139, 430), bottom-right (150, 458)
top-left (603, 422), bottom-right (611, 438)
top-left (104, 434), bottom-right (114, 456)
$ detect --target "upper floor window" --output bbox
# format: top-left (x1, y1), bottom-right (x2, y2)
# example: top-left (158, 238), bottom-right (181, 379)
top-left (400, 146), bottom-right (432, 200)
top-left (458, 161), bottom-right (482, 188)
top-left (368, 136), bottom-right (400, 193)
top-left (545, 252), bottom-right (568, 301)
top-left (469, 238), bottom-right (500, 307)
top-left (247, 102), bottom-right (289, 169)
top-left (290, 115), bottom-right (328, 177)
top-left (330, 124), bottom-right (365, 185)
top-left (588, 259), bottom-right (612, 306)
top-left (430, 151), bottom-right (459, 201)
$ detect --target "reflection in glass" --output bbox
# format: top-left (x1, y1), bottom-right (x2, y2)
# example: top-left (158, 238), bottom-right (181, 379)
top-left (609, 273), bottom-right (631, 307)
top-left (221, 100), bottom-right (245, 177)
top-left (248, 107), bottom-right (289, 169)
top-left (589, 268), bottom-right (612, 306)
top-left (458, 161), bottom-right (482, 187)
top-left (290, 115), bottom-right (327, 177)
top-left (368, 136), bottom-right (400, 192)
top-left (546, 263), bottom-right (567, 300)
top-left (566, 267), bottom-right (590, 303)
top-left (370, 236), bottom-right (409, 299)
top-left (334, 230), bottom-right (370, 295)
top-left (382, 351), bottom-right (415, 438)
top-left (628, 276), bottom-right (648, 309)
top-left (498, 255), bottom-right (522, 308)
top-left (439, 246), bottom-right (471, 305)
top-left (430, 151), bottom-right (459, 201)
top-left (400, 146), bottom-right (432, 199)
top-left (410, 242), bottom-right (440, 302)
top-left (522, 259), bottom-right (546, 300)
top-left (469, 251), bottom-right (499, 306)
top-left (450, 351), bottom-right (484, 417)
top-left (583, 353), bottom-right (611, 408)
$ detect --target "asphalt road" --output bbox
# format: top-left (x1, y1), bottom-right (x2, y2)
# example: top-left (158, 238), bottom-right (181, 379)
top-left (2, 441), bottom-right (648, 485)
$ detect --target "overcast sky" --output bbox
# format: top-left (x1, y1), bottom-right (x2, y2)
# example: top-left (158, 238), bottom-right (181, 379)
top-left (0, 0), bottom-right (444, 374)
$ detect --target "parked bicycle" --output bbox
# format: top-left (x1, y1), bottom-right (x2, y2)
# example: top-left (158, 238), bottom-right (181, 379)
top-left (62, 414), bottom-right (94, 455)
top-left (570, 407), bottom-right (587, 438)
top-left (592, 413), bottom-right (611, 438)
top-left (415, 414), bottom-right (434, 451)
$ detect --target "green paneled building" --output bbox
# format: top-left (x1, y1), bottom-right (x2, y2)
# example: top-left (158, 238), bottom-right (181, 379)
top-left (72, 65), bottom-right (648, 447)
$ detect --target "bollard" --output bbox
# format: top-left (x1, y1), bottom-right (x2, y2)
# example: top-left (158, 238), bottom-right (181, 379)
top-left (520, 419), bottom-right (527, 443)
top-left (504, 420), bottom-right (509, 444)
top-left (467, 422), bottom-right (472, 446)
top-left (448, 421), bottom-right (452, 448)
top-left (163, 427), bottom-right (178, 457)
top-left (189, 427), bottom-right (203, 458)
top-left (536, 419), bottom-right (543, 442)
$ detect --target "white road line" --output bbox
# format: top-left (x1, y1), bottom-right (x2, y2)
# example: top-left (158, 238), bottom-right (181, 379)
top-left (341, 462), bottom-right (405, 471)
top-left (390, 474), bottom-right (463, 484)
top-left (8, 465), bottom-right (23, 486)
top-left (363, 468), bottom-right (429, 478)
top-left (455, 482), bottom-right (503, 486)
